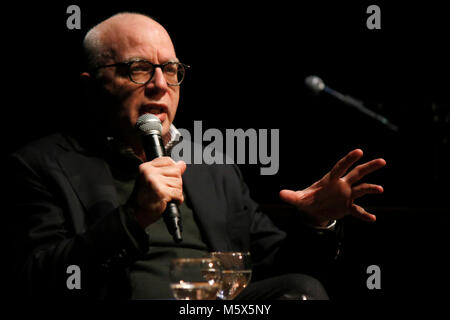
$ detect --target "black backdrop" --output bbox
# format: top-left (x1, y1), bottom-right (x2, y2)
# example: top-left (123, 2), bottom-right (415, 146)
top-left (3, 1), bottom-right (450, 301)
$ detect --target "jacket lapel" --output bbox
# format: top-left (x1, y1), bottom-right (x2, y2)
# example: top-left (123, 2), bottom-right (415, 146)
top-left (56, 139), bottom-right (119, 228)
top-left (182, 164), bottom-right (231, 252)
top-left (55, 135), bottom-right (231, 250)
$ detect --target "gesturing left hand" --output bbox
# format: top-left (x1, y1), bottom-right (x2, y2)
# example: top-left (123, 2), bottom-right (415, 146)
top-left (279, 149), bottom-right (386, 227)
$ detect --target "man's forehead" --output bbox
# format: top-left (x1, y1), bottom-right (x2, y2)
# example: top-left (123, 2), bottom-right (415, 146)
top-left (103, 16), bottom-right (170, 44)
top-left (99, 13), bottom-right (162, 32)
top-left (100, 14), bottom-right (176, 60)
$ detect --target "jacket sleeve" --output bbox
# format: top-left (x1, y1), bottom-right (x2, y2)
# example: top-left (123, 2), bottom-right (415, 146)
top-left (5, 152), bottom-right (149, 299)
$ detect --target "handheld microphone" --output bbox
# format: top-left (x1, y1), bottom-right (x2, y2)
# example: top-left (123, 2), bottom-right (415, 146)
top-left (305, 75), bottom-right (399, 132)
top-left (136, 113), bottom-right (183, 243)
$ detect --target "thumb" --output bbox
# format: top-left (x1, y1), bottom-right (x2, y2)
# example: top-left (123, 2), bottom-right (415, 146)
top-left (279, 189), bottom-right (299, 206)
top-left (177, 160), bottom-right (187, 174)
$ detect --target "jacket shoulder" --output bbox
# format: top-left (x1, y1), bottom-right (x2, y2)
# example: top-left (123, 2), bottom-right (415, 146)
top-left (8, 133), bottom-right (79, 173)
top-left (13, 133), bottom-right (75, 155)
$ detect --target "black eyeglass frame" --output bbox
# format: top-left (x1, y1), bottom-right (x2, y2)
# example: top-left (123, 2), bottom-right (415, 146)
top-left (94, 59), bottom-right (190, 86)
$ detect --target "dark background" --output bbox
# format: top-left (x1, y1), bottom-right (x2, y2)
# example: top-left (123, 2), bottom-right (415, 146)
top-left (3, 1), bottom-right (449, 300)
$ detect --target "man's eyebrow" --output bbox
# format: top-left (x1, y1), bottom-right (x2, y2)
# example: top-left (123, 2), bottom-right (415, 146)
top-left (124, 57), bottom-right (180, 63)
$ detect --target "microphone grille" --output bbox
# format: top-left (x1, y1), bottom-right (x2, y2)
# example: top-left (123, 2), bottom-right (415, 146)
top-left (305, 75), bottom-right (325, 93)
top-left (136, 113), bottom-right (162, 135)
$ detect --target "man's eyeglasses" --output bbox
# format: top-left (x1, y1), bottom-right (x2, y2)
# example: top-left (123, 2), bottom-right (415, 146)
top-left (95, 59), bottom-right (190, 86)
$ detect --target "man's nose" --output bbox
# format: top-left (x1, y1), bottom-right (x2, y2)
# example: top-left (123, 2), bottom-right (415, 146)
top-left (147, 67), bottom-right (168, 90)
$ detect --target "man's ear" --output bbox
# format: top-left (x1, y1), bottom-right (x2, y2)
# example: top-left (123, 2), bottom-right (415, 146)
top-left (80, 71), bottom-right (91, 81)
top-left (80, 72), bottom-right (95, 97)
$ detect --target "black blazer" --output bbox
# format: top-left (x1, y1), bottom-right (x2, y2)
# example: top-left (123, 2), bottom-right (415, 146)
top-left (5, 133), bottom-right (341, 299)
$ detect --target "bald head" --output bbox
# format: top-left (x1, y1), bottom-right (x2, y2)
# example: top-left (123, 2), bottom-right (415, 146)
top-left (80, 12), bottom-right (181, 147)
top-left (83, 13), bottom-right (175, 70)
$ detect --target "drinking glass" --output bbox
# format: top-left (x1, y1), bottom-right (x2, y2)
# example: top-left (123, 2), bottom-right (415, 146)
top-left (169, 257), bottom-right (222, 300)
top-left (210, 251), bottom-right (252, 300)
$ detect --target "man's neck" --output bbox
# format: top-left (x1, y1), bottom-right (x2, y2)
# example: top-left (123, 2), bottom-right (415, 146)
top-left (118, 131), bottom-right (173, 163)
top-left (116, 132), bottom-right (147, 162)
top-left (133, 145), bottom-right (147, 162)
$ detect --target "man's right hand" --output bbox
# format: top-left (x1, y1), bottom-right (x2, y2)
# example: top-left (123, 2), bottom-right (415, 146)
top-left (127, 157), bottom-right (186, 229)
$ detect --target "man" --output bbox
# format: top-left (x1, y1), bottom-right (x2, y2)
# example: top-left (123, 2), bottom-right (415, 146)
top-left (5, 12), bottom-right (385, 299)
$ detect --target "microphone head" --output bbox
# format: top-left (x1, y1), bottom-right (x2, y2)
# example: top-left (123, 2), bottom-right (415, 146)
top-left (305, 75), bottom-right (325, 94)
top-left (136, 113), bottom-right (162, 135)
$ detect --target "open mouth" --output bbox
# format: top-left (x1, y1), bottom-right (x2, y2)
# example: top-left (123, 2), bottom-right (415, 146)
top-left (146, 106), bottom-right (164, 114)
top-left (140, 104), bottom-right (168, 122)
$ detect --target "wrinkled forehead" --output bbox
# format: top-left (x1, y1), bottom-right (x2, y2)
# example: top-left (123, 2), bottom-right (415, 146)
top-left (101, 16), bottom-right (177, 63)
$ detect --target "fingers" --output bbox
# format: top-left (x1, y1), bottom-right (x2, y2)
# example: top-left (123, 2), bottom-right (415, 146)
top-left (166, 186), bottom-right (184, 205)
top-left (141, 158), bottom-right (186, 177)
top-left (350, 204), bottom-right (376, 222)
top-left (352, 183), bottom-right (384, 200)
top-left (131, 158), bottom-right (186, 228)
top-left (137, 157), bottom-right (185, 204)
top-left (330, 149), bottom-right (364, 180)
top-left (160, 166), bottom-right (185, 178)
top-left (150, 157), bottom-right (185, 170)
top-left (177, 160), bottom-right (187, 174)
top-left (279, 189), bottom-right (300, 206)
top-left (344, 158), bottom-right (386, 185)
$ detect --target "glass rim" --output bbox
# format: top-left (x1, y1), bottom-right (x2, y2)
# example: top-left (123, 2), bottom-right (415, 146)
top-left (210, 251), bottom-right (250, 256)
top-left (171, 257), bottom-right (219, 263)
top-left (93, 59), bottom-right (190, 86)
